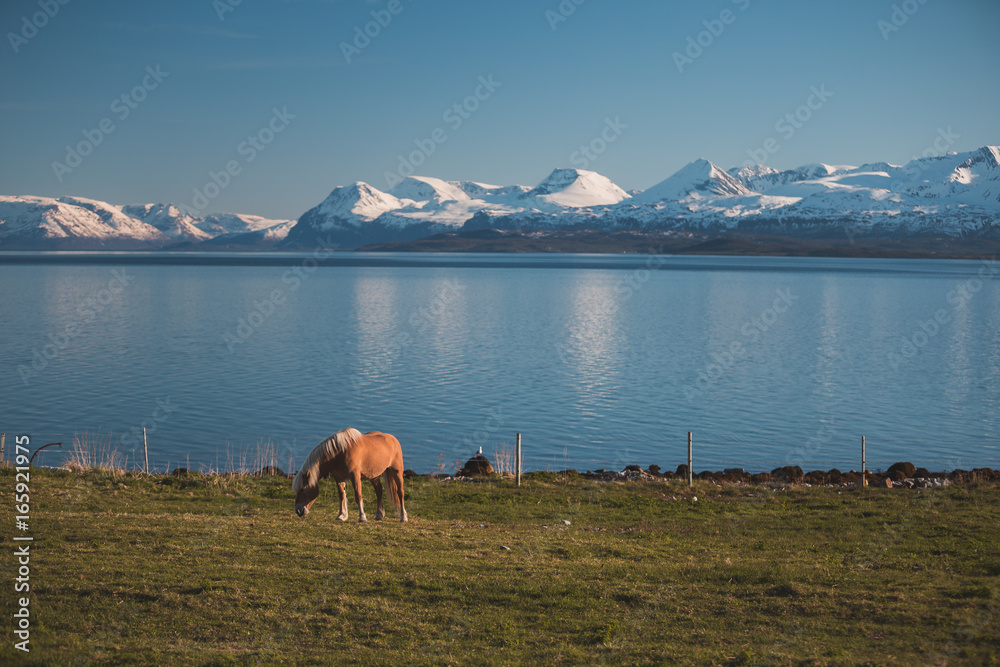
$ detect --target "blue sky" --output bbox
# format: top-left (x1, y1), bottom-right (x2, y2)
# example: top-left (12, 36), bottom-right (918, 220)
top-left (1, 0), bottom-right (998, 219)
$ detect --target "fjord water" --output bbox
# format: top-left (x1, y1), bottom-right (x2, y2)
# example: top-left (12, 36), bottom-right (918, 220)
top-left (1, 253), bottom-right (997, 474)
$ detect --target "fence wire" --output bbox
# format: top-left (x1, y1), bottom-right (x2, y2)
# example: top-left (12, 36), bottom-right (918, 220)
top-left (5, 430), bottom-right (996, 476)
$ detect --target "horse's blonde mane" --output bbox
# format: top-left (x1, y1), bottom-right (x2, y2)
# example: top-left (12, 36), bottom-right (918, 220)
top-left (292, 427), bottom-right (363, 493)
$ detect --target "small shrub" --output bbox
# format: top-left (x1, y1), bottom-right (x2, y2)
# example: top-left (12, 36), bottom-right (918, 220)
top-left (66, 431), bottom-right (124, 475)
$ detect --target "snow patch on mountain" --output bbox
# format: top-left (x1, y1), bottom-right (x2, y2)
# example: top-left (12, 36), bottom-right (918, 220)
top-left (389, 176), bottom-right (471, 204)
top-left (457, 181), bottom-right (531, 200)
top-left (728, 164), bottom-right (780, 192)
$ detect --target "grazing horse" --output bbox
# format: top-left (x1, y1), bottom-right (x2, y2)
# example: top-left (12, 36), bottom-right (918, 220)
top-left (292, 428), bottom-right (408, 523)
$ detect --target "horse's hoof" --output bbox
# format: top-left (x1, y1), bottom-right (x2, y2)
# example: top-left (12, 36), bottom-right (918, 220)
top-left (336, 515), bottom-right (348, 522)
top-left (374, 513), bottom-right (385, 521)
top-left (359, 516), bottom-right (368, 523)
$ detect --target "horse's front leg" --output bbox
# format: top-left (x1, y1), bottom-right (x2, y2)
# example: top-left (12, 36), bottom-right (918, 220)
top-left (352, 473), bottom-right (367, 523)
top-left (335, 481), bottom-right (349, 521)
top-left (371, 477), bottom-right (385, 520)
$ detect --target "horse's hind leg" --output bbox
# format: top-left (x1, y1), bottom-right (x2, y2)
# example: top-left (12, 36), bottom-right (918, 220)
top-left (371, 478), bottom-right (385, 520)
top-left (336, 482), bottom-right (349, 521)
top-left (352, 472), bottom-right (367, 523)
top-left (397, 470), bottom-right (408, 523)
top-left (390, 468), bottom-right (408, 523)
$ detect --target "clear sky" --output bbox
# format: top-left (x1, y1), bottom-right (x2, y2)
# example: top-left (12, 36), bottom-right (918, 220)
top-left (1, 0), bottom-right (998, 219)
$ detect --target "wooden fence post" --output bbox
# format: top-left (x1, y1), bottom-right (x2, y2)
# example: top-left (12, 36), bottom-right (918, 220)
top-left (143, 427), bottom-right (149, 474)
top-left (861, 435), bottom-right (867, 487)
top-left (687, 431), bottom-right (693, 486)
top-left (1, 433), bottom-right (5, 466)
top-left (515, 433), bottom-right (521, 487)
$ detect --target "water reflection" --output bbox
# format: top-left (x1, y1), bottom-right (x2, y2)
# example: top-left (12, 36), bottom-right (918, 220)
top-left (559, 272), bottom-right (623, 398)
top-left (2, 256), bottom-right (998, 472)
top-left (351, 271), bottom-right (401, 387)
top-left (812, 277), bottom-right (842, 401)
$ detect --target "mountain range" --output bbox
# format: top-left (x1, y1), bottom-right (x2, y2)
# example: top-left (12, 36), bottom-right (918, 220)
top-left (2, 145), bottom-right (997, 250)
top-left (0, 196), bottom-right (294, 249)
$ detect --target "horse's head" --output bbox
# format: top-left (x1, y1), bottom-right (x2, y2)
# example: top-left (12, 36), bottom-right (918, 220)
top-left (293, 470), bottom-right (319, 517)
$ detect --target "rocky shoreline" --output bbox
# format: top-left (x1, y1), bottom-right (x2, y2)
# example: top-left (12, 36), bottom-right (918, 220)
top-left (420, 457), bottom-right (1000, 489)
top-left (151, 459), bottom-right (998, 489)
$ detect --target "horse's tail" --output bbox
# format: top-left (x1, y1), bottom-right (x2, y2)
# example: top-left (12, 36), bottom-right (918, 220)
top-left (383, 469), bottom-right (403, 513)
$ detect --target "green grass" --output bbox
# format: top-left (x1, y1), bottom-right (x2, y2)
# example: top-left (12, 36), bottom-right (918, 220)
top-left (2, 468), bottom-right (999, 665)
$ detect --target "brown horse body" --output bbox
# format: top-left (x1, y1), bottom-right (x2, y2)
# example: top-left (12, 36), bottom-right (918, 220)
top-left (293, 428), bottom-right (408, 523)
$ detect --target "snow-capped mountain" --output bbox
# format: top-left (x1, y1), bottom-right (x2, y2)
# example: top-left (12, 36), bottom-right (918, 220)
top-left (0, 196), bottom-right (293, 248)
top-left (727, 164), bottom-right (781, 192)
top-left (4, 145), bottom-right (998, 249)
top-left (121, 203), bottom-right (211, 242)
top-left (0, 196), bottom-right (168, 248)
top-left (202, 219), bottom-right (297, 247)
top-left (636, 159), bottom-right (751, 203)
top-left (197, 212), bottom-right (295, 238)
top-left (283, 168), bottom-right (631, 247)
top-left (519, 168), bottom-right (630, 208)
top-left (283, 182), bottom-right (412, 248)
top-left (897, 145), bottom-right (1000, 206)
top-left (284, 148), bottom-right (1000, 247)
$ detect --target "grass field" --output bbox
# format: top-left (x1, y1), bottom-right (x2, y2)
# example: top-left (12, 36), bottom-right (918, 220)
top-left (2, 468), bottom-right (998, 665)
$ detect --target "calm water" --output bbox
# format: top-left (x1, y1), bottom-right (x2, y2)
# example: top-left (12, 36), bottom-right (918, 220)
top-left (1, 252), bottom-right (998, 474)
